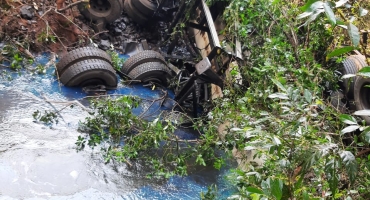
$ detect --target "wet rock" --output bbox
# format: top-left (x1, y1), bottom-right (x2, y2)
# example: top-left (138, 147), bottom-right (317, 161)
top-left (20, 5), bottom-right (34, 20)
top-left (123, 17), bottom-right (130, 24)
top-left (114, 27), bottom-right (122, 34)
top-left (118, 22), bottom-right (126, 30)
top-left (99, 39), bottom-right (111, 50)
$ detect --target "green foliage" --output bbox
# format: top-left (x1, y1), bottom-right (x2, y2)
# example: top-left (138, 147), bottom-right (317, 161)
top-left (10, 53), bottom-right (23, 70)
top-left (32, 110), bottom-right (59, 125)
top-left (71, 0), bottom-right (370, 199)
top-left (200, 184), bottom-right (218, 200)
top-left (1, 44), bottom-right (34, 71)
top-left (37, 27), bottom-right (56, 44)
top-left (298, 0), bottom-right (368, 57)
top-left (205, 0), bottom-right (369, 198)
top-left (35, 64), bottom-right (46, 74)
top-left (76, 95), bottom-right (226, 178)
top-left (107, 50), bottom-right (126, 71)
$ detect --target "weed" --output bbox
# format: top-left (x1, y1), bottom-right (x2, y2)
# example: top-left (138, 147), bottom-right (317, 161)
top-left (37, 27), bottom-right (56, 44)
top-left (33, 110), bottom-right (58, 125)
top-left (107, 50), bottom-right (125, 71)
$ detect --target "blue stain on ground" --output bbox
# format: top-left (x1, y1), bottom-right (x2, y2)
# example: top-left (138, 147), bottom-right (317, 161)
top-left (0, 51), bottom-right (237, 199)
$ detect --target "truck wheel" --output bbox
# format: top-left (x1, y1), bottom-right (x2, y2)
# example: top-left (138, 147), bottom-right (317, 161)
top-left (341, 55), bottom-right (367, 99)
top-left (121, 50), bottom-right (166, 74)
top-left (127, 62), bottom-right (172, 86)
top-left (132, 0), bottom-right (157, 18)
top-left (123, 0), bottom-right (149, 25)
top-left (354, 76), bottom-right (370, 124)
top-left (330, 91), bottom-right (347, 113)
top-left (78, 0), bottom-right (122, 23)
top-left (60, 59), bottom-right (117, 88)
top-left (56, 47), bottom-right (112, 76)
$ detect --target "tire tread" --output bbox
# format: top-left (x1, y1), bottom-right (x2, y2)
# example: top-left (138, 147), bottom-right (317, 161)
top-left (122, 50), bottom-right (166, 74)
top-left (60, 59), bottom-right (117, 87)
top-left (57, 47), bottom-right (112, 76)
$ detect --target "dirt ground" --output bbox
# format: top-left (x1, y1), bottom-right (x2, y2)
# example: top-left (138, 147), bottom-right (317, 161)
top-left (0, 0), bottom-right (100, 55)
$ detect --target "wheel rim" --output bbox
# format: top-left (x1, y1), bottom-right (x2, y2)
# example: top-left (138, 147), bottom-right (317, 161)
top-left (90, 0), bottom-right (111, 13)
top-left (359, 80), bottom-right (370, 109)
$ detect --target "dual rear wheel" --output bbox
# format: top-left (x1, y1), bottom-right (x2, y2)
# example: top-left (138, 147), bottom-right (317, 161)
top-left (121, 50), bottom-right (173, 87)
top-left (56, 47), bottom-right (117, 88)
top-left (57, 48), bottom-right (173, 88)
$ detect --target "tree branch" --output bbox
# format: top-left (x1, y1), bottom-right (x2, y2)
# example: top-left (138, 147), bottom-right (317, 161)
top-left (57, 0), bottom-right (89, 12)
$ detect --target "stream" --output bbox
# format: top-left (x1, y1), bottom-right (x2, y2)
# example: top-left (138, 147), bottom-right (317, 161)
top-left (0, 53), bottom-right (234, 199)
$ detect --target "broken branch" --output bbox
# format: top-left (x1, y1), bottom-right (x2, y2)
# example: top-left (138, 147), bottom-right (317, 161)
top-left (57, 0), bottom-right (89, 12)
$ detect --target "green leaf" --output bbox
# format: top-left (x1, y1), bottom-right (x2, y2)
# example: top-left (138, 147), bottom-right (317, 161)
top-left (270, 179), bottom-right (283, 200)
top-left (302, 151), bottom-right (322, 174)
top-left (353, 109), bottom-right (370, 116)
top-left (298, 1), bottom-right (324, 23)
top-left (340, 151), bottom-right (358, 184)
top-left (268, 93), bottom-right (289, 100)
top-left (335, 0), bottom-right (348, 8)
top-left (341, 125), bottom-right (360, 134)
top-left (360, 126), bottom-right (370, 144)
top-left (339, 114), bottom-right (357, 125)
top-left (196, 154), bottom-right (206, 166)
top-left (261, 179), bottom-right (270, 196)
top-left (272, 79), bottom-right (287, 92)
top-left (304, 89), bottom-right (312, 103)
top-left (358, 66), bottom-right (370, 78)
top-left (300, 0), bottom-right (322, 12)
top-left (323, 2), bottom-right (336, 25)
top-left (325, 159), bottom-right (339, 197)
top-left (359, 7), bottom-right (369, 17)
top-left (301, 9), bottom-right (325, 26)
top-left (246, 187), bottom-right (264, 195)
top-left (342, 74), bottom-right (356, 79)
top-left (326, 46), bottom-right (355, 59)
top-left (303, 190), bottom-right (309, 200)
top-left (347, 23), bottom-right (360, 46)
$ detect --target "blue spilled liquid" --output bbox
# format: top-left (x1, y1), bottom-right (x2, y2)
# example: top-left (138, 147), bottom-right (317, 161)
top-left (0, 52), bottom-right (236, 199)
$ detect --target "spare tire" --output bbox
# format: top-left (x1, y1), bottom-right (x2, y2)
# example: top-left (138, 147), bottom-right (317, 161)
top-left (121, 50), bottom-right (166, 74)
top-left (123, 0), bottom-right (149, 26)
top-left (56, 47), bottom-right (112, 76)
top-left (127, 62), bottom-right (172, 86)
top-left (78, 0), bottom-right (122, 23)
top-left (354, 76), bottom-right (370, 124)
top-left (341, 55), bottom-right (367, 99)
top-left (60, 59), bottom-right (117, 88)
top-left (131, 0), bottom-right (157, 18)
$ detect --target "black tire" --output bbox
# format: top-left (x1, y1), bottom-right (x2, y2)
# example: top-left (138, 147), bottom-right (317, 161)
top-left (60, 59), bottom-right (117, 88)
top-left (341, 55), bottom-right (367, 99)
top-left (131, 0), bottom-right (157, 18)
top-left (78, 0), bottom-right (122, 23)
top-left (354, 76), bottom-right (370, 124)
top-left (127, 62), bottom-right (172, 86)
top-left (123, 0), bottom-right (149, 25)
top-left (56, 47), bottom-right (112, 76)
top-left (121, 50), bottom-right (166, 74)
top-left (330, 91), bottom-right (347, 113)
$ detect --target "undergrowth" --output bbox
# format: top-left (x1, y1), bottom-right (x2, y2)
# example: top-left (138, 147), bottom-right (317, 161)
top-left (71, 0), bottom-right (370, 199)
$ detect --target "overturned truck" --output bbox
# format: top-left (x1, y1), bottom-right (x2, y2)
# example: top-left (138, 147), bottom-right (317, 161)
top-left (57, 0), bottom-right (242, 117)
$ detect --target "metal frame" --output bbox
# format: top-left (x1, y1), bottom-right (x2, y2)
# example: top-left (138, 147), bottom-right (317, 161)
top-left (164, 0), bottom-right (242, 117)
